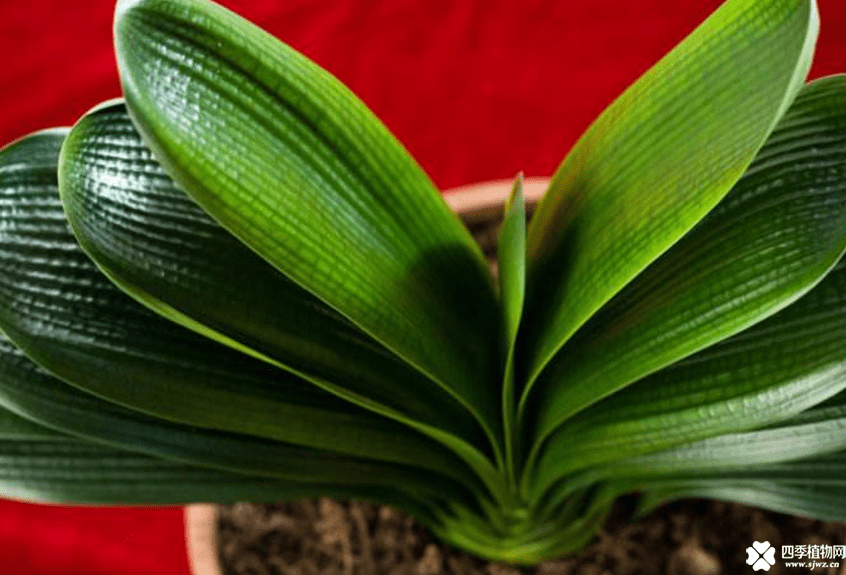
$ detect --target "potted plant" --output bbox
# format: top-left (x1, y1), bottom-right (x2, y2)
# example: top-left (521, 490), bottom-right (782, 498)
top-left (1, 0), bottom-right (846, 571)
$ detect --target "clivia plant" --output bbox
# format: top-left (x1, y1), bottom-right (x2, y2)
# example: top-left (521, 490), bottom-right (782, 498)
top-left (0, 0), bottom-right (845, 564)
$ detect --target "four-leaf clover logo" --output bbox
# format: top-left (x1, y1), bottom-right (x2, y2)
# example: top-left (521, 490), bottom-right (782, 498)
top-left (746, 541), bottom-right (777, 571)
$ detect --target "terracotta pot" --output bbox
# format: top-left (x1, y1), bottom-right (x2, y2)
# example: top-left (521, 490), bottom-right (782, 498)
top-left (183, 178), bottom-right (549, 575)
top-left (186, 504), bottom-right (222, 575)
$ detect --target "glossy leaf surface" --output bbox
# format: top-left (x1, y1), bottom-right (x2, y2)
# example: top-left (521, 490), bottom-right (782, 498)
top-left (59, 100), bottom-right (493, 467)
top-left (521, 0), bottom-right (818, 399)
top-left (530, 75), bottom-right (846, 441)
top-left (0, 334), bottom-right (478, 501)
top-left (608, 391), bottom-right (846, 478)
top-left (531, 245), bottom-right (846, 498)
top-left (0, 130), bottom-right (476, 483)
top-left (0, 433), bottom-right (439, 520)
top-left (637, 481), bottom-right (846, 525)
top-left (114, 0), bottom-right (503, 436)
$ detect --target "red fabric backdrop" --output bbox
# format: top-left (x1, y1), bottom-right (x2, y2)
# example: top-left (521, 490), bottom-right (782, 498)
top-left (0, 1), bottom-right (844, 573)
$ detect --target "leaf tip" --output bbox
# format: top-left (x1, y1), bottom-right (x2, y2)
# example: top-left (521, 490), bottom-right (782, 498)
top-left (114, 0), bottom-right (143, 23)
top-left (505, 172), bottom-right (525, 214)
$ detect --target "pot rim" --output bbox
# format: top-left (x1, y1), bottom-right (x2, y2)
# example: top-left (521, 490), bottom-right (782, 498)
top-left (443, 176), bottom-right (547, 223)
top-left (186, 504), bottom-right (222, 575)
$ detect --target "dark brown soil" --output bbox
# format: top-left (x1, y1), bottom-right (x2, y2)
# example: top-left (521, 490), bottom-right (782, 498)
top-left (216, 498), bottom-right (846, 575)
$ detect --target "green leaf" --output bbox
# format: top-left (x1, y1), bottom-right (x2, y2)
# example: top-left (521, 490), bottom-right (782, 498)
top-left (0, 130), bottom-right (480, 486)
top-left (536, 391), bottom-right (846, 511)
top-left (0, 333), bottom-right (480, 502)
top-left (553, 444), bottom-right (846, 522)
top-left (528, 75), bottom-right (846, 442)
top-left (527, 249), bottom-right (846, 500)
top-left (496, 174), bottom-right (526, 483)
top-left (58, 100), bottom-right (495, 473)
top-left (607, 390), bottom-right (846, 478)
top-left (636, 481), bottom-right (846, 525)
top-left (0, 434), bottom-right (443, 521)
top-left (114, 0), bottom-right (503, 440)
top-left (498, 174), bottom-right (527, 346)
top-left (520, 0), bottom-right (819, 402)
top-left (0, 401), bottom-right (63, 441)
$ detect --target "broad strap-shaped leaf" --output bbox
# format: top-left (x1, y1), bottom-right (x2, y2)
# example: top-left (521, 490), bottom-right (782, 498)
top-left (59, 100), bottom-right (493, 469)
top-left (649, 451), bottom-right (846, 486)
top-left (538, 391), bottom-right (846, 510)
top-left (0, 130), bottom-right (477, 483)
top-left (496, 175), bottom-right (526, 479)
top-left (520, 0), bottom-right (819, 400)
top-left (546, 442), bottom-right (846, 525)
top-left (528, 75), bottom-right (846, 441)
top-left (526, 251), bottom-right (846, 500)
top-left (0, 334), bottom-right (481, 501)
top-left (0, 401), bottom-right (63, 440)
top-left (114, 0), bottom-right (503, 437)
top-left (605, 390), bottom-right (846, 478)
top-left (635, 481), bottom-right (846, 526)
top-left (0, 433), bottom-right (444, 523)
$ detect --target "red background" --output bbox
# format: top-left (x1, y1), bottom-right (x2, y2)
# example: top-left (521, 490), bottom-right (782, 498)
top-left (1, 1), bottom-right (844, 573)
